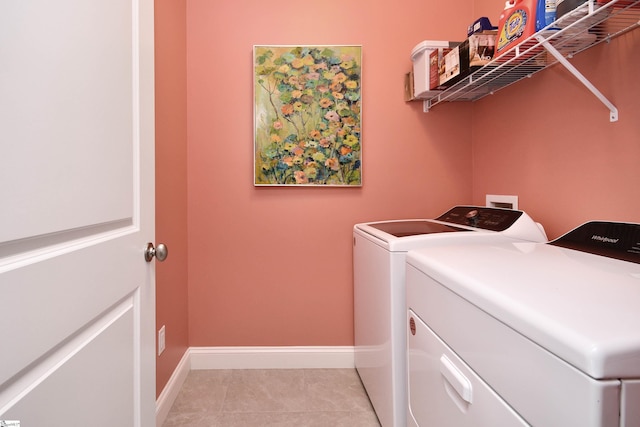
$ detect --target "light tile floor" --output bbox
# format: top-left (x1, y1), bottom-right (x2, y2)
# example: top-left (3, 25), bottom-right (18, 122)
top-left (162, 368), bottom-right (381, 427)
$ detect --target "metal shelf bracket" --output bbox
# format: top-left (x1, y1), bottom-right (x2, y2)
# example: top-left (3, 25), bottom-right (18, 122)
top-left (535, 34), bottom-right (619, 122)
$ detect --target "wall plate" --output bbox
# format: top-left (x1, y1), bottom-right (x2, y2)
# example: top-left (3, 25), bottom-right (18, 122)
top-left (486, 194), bottom-right (518, 210)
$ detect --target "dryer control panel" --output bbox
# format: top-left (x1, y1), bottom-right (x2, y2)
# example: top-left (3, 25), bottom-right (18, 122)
top-left (435, 206), bottom-right (524, 231)
top-left (550, 221), bottom-right (640, 264)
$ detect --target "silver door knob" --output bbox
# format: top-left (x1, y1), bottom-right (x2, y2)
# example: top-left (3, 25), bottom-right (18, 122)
top-left (145, 242), bottom-right (168, 262)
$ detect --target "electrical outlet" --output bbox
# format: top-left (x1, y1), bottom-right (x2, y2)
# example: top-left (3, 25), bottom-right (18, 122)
top-left (158, 325), bottom-right (166, 356)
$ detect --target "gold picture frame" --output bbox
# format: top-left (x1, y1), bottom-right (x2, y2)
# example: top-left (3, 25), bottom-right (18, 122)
top-left (254, 45), bottom-right (362, 186)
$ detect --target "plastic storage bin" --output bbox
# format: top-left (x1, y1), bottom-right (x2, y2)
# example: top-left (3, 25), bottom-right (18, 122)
top-left (411, 40), bottom-right (456, 98)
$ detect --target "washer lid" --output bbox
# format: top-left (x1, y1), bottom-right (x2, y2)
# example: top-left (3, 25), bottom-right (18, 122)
top-left (407, 222), bottom-right (640, 379)
top-left (365, 220), bottom-right (468, 237)
top-left (354, 205), bottom-right (547, 248)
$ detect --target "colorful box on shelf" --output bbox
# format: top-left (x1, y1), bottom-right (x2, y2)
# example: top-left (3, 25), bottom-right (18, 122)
top-left (438, 32), bottom-right (497, 87)
top-left (429, 46), bottom-right (458, 90)
top-left (467, 17), bottom-right (498, 36)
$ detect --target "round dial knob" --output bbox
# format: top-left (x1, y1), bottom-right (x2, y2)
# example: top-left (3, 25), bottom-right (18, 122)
top-left (465, 209), bottom-right (479, 226)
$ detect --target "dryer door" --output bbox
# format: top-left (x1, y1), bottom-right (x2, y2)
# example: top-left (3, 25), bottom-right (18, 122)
top-left (407, 311), bottom-right (530, 427)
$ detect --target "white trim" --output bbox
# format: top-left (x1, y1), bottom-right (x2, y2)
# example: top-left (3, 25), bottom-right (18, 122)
top-left (190, 346), bottom-right (355, 370)
top-left (155, 349), bottom-right (190, 427)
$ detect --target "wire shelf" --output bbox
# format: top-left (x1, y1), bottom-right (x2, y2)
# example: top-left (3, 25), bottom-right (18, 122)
top-left (423, 0), bottom-right (640, 112)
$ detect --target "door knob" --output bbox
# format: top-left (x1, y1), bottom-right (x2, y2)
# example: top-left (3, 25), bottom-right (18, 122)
top-left (145, 242), bottom-right (168, 262)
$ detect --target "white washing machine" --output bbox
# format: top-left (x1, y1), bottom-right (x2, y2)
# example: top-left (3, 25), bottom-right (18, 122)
top-left (406, 221), bottom-right (640, 427)
top-left (353, 205), bottom-right (548, 427)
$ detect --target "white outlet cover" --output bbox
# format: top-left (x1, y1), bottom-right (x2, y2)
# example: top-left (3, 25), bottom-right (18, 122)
top-left (158, 325), bottom-right (166, 356)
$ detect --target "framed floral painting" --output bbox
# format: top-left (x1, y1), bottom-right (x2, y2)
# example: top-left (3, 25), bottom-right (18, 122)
top-left (254, 45), bottom-right (362, 186)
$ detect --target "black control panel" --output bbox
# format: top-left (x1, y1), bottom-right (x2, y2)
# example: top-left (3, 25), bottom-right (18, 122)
top-left (550, 221), bottom-right (640, 264)
top-left (434, 206), bottom-right (524, 231)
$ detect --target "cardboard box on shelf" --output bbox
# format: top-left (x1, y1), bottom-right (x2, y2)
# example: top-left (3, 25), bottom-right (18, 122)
top-left (468, 31), bottom-right (496, 67)
top-left (439, 32), bottom-right (497, 87)
top-left (429, 47), bottom-right (456, 91)
top-left (404, 71), bottom-right (416, 102)
top-left (438, 44), bottom-right (467, 87)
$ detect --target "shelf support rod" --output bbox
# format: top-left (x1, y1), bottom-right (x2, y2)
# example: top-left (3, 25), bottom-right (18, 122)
top-left (536, 35), bottom-right (618, 122)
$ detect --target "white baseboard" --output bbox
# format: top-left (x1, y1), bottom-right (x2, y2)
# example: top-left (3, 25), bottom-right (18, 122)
top-left (189, 346), bottom-right (355, 370)
top-left (155, 346), bottom-right (355, 426)
top-left (155, 349), bottom-right (190, 427)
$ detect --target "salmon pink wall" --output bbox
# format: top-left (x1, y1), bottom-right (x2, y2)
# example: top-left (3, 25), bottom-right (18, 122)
top-left (156, 0), bottom-right (639, 395)
top-left (155, 0), bottom-right (189, 397)
top-left (186, 0), bottom-right (476, 347)
top-left (471, 0), bottom-right (640, 238)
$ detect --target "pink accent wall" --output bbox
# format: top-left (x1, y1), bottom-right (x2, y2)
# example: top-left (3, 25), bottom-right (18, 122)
top-left (156, 0), bottom-right (639, 396)
top-left (185, 0), bottom-right (475, 347)
top-left (471, 0), bottom-right (640, 239)
top-left (155, 0), bottom-right (189, 397)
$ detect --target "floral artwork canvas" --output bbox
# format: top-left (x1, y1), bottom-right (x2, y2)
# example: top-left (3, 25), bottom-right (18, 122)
top-left (254, 45), bottom-right (362, 186)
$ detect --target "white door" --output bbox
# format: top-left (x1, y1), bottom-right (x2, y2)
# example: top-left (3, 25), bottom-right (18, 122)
top-left (0, 0), bottom-right (156, 426)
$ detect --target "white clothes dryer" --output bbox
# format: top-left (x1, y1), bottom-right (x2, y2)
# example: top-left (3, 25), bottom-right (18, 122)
top-left (406, 221), bottom-right (640, 427)
top-left (353, 205), bottom-right (547, 427)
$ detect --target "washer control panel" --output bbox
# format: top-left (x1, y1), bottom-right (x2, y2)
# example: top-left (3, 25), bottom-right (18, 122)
top-left (435, 206), bottom-right (524, 231)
